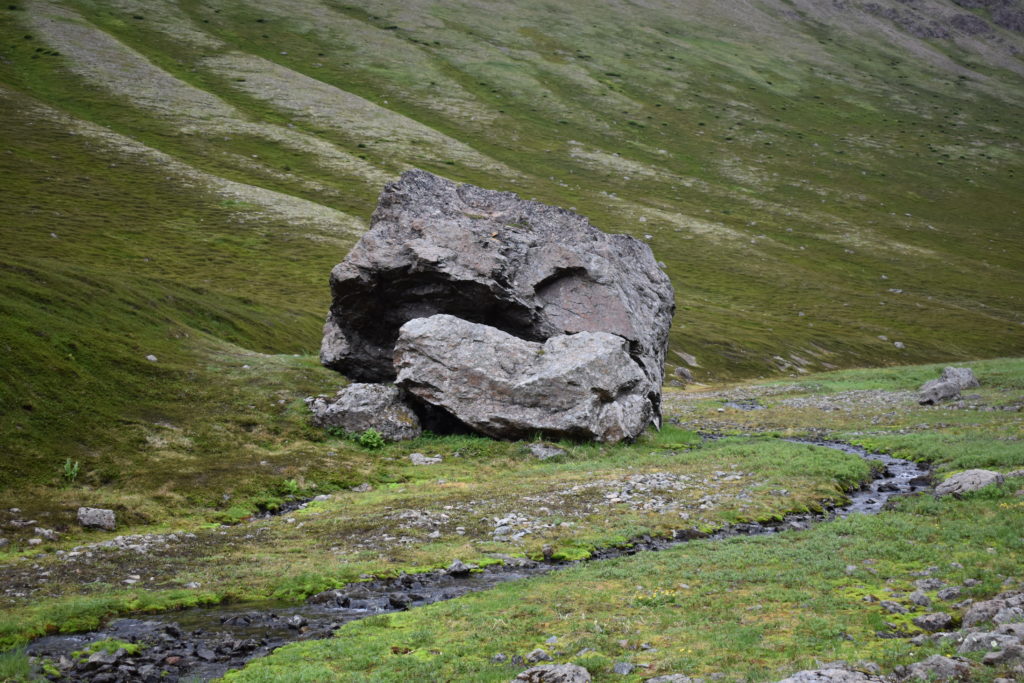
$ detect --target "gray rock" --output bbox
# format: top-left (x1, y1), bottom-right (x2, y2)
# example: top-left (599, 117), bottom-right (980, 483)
top-left (529, 443), bottom-right (567, 460)
top-left (913, 612), bottom-right (954, 632)
top-left (880, 600), bottom-right (908, 614)
top-left (446, 559), bottom-right (476, 575)
top-left (648, 676), bottom-right (696, 683)
top-left (409, 453), bottom-right (442, 466)
top-left (320, 169), bottom-right (674, 422)
top-left (910, 590), bottom-right (932, 607)
top-left (77, 507), bottom-right (116, 531)
top-left (919, 380), bottom-right (961, 405)
top-left (995, 606), bottom-right (1024, 624)
top-left (514, 664), bottom-right (592, 683)
top-left (937, 587), bottom-right (962, 601)
top-left (958, 631), bottom-right (1020, 653)
top-left (305, 383), bottom-right (421, 441)
top-left (774, 669), bottom-right (882, 683)
top-left (612, 662), bottom-right (635, 675)
top-left (904, 655), bottom-right (971, 681)
top-left (395, 315), bottom-right (652, 442)
top-left (919, 367), bottom-right (979, 405)
top-left (526, 648), bottom-right (553, 663)
top-left (940, 367), bottom-right (980, 390)
top-left (964, 599), bottom-right (1005, 627)
top-left (935, 469), bottom-right (1005, 497)
top-left (982, 644), bottom-right (1023, 665)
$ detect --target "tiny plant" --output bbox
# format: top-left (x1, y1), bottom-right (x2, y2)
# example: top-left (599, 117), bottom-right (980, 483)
top-left (282, 478), bottom-right (300, 496)
top-left (62, 458), bottom-right (80, 484)
top-left (358, 428), bottom-right (386, 450)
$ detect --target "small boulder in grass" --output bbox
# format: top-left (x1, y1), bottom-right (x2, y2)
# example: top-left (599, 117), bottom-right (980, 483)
top-left (77, 507), bottom-right (116, 531)
top-left (935, 470), bottom-right (1004, 498)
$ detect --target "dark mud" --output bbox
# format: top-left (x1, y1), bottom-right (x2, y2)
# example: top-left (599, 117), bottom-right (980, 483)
top-left (27, 439), bottom-right (930, 682)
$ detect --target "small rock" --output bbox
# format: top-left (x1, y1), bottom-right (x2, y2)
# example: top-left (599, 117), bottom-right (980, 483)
top-left (28, 538), bottom-right (42, 546)
top-left (880, 600), bottom-right (907, 614)
top-left (515, 663), bottom-right (592, 682)
top-left (612, 662), bottom-right (635, 675)
top-left (529, 443), bottom-right (567, 460)
top-left (446, 559), bottom-right (476, 576)
top-left (937, 587), bottom-right (962, 601)
top-left (913, 612), bottom-right (954, 632)
top-left (910, 591), bottom-right (931, 607)
top-left (145, 354), bottom-right (158, 362)
top-left (526, 648), bottom-right (553, 663)
top-left (184, 582), bottom-right (201, 589)
top-left (77, 507), bottom-right (116, 531)
top-left (351, 483), bottom-right (373, 492)
top-left (648, 676), bottom-right (696, 683)
top-left (491, 653), bottom-right (508, 663)
top-left (410, 453), bottom-right (443, 466)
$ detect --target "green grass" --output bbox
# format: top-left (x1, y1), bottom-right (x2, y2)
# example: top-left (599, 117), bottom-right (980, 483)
top-left (226, 485), bottom-right (1024, 682)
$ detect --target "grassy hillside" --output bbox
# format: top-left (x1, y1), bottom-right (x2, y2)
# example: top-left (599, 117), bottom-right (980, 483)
top-left (0, 1), bottom-right (1022, 515)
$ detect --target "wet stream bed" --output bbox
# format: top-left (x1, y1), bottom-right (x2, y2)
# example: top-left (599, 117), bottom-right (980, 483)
top-left (26, 439), bottom-right (930, 682)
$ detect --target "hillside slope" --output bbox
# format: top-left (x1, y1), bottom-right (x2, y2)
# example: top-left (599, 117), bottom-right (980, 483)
top-left (1, 0), bottom-right (1022, 501)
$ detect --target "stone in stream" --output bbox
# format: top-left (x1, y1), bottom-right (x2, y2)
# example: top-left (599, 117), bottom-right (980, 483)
top-left (305, 383), bottom-right (421, 441)
top-left (319, 169), bottom-right (674, 438)
top-left (395, 315), bottom-right (652, 442)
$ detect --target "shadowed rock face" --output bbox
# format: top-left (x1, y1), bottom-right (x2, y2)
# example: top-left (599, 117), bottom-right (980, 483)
top-left (320, 169), bottom-right (675, 424)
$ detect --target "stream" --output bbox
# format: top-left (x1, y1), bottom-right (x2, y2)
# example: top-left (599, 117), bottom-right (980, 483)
top-left (26, 439), bottom-right (930, 682)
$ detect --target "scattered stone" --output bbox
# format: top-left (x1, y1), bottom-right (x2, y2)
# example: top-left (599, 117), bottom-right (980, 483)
top-left (77, 507), bottom-right (116, 531)
top-left (913, 612), bottom-right (954, 632)
top-left (492, 653), bottom-right (508, 663)
top-left (526, 648), bottom-right (553, 663)
top-left (395, 315), bottom-right (653, 442)
top-left (612, 662), bottom-right (635, 675)
top-left (145, 354), bottom-right (158, 362)
top-left (305, 383), bottom-right (421, 441)
top-left (529, 443), bottom-right (567, 460)
top-left (351, 483), bottom-right (373, 492)
top-left (903, 655), bottom-right (971, 681)
top-left (409, 453), bottom-right (443, 465)
top-left (909, 590), bottom-right (931, 607)
top-left (648, 676), bottom-right (696, 683)
top-left (514, 663), bottom-right (592, 682)
top-left (880, 600), bottom-right (907, 614)
top-left (34, 527), bottom-right (58, 540)
top-left (937, 587), bottom-right (962, 601)
top-left (935, 470), bottom-right (1005, 497)
top-left (27, 538), bottom-right (42, 546)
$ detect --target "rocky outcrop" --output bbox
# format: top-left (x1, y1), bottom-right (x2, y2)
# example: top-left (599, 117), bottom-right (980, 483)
top-left (304, 383), bottom-right (421, 441)
top-left (320, 170), bottom-right (674, 426)
top-left (774, 670), bottom-right (882, 683)
top-left (934, 469), bottom-right (1004, 497)
top-left (919, 367), bottom-right (980, 405)
top-left (394, 314), bottom-right (653, 442)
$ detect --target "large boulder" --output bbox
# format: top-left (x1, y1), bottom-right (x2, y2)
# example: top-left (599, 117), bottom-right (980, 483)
top-left (919, 367), bottom-right (980, 405)
top-left (305, 383), bottom-right (421, 441)
top-left (394, 314), bottom-right (652, 442)
top-left (320, 169), bottom-right (675, 422)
